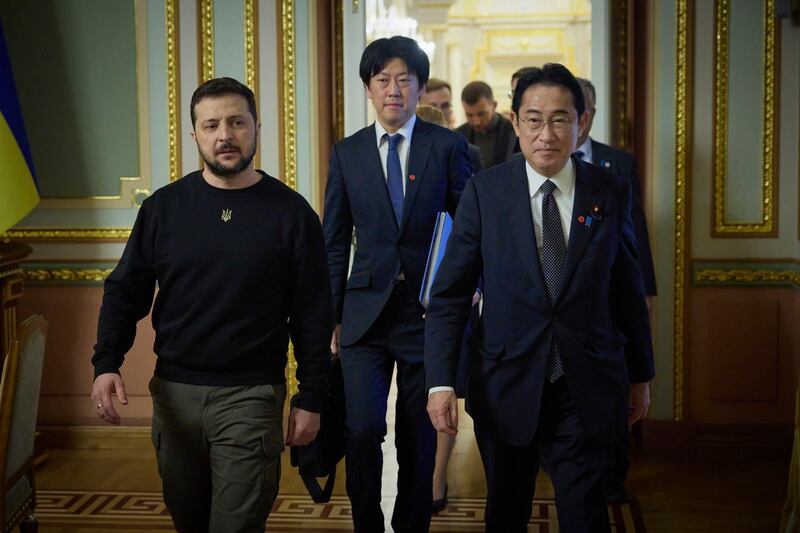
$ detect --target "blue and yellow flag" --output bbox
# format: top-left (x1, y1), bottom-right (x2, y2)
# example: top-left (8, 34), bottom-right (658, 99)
top-left (0, 19), bottom-right (39, 234)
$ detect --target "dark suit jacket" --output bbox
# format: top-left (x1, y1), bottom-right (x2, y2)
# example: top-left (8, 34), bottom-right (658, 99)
top-left (323, 118), bottom-right (472, 352)
top-left (467, 143), bottom-right (483, 174)
top-left (591, 140), bottom-right (657, 295)
top-left (456, 114), bottom-right (518, 170)
top-left (424, 155), bottom-right (655, 446)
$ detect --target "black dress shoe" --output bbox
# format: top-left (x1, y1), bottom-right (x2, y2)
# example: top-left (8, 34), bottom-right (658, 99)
top-left (432, 485), bottom-right (448, 513)
top-left (604, 484), bottom-right (630, 503)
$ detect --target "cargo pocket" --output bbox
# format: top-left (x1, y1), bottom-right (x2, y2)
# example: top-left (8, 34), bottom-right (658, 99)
top-left (261, 427), bottom-right (285, 511)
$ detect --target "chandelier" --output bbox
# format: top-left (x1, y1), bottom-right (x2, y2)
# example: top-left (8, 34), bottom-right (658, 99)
top-left (365, 0), bottom-right (436, 61)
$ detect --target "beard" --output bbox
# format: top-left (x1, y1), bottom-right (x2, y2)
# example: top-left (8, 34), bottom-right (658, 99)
top-left (199, 138), bottom-right (257, 178)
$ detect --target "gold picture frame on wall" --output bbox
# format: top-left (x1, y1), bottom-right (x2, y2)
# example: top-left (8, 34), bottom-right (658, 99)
top-left (711, 0), bottom-right (779, 237)
top-left (7, 0), bottom-right (180, 242)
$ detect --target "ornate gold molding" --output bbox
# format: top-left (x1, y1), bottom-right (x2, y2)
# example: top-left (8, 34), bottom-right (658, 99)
top-left (469, 30), bottom-right (576, 83)
top-left (696, 268), bottom-right (799, 287)
top-left (673, 0), bottom-right (692, 422)
top-left (244, 0), bottom-right (260, 168)
top-left (6, 228), bottom-right (131, 241)
top-left (38, 177), bottom-right (145, 209)
top-left (611, 0), bottom-right (630, 150)
top-left (282, 0), bottom-right (297, 191)
top-left (0, 268), bottom-right (22, 282)
top-left (166, 0), bottom-right (181, 182)
top-left (23, 268), bottom-right (114, 283)
top-left (244, 0), bottom-right (258, 94)
top-left (712, 0), bottom-right (778, 236)
top-left (334, 0), bottom-right (345, 141)
top-left (281, 0), bottom-right (298, 396)
top-left (199, 0), bottom-right (215, 82)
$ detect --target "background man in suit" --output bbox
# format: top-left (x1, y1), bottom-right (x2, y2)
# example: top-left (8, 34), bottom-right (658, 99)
top-left (419, 80), bottom-right (483, 174)
top-left (457, 81), bottom-right (518, 169)
top-left (419, 77), bottom-right (455, 128)
top-left (323, 36), bottom-right (472, 533)
top-left (425, 64), bottom-right (655, 532)
top-left (575, 76), bottom-right (658, 502)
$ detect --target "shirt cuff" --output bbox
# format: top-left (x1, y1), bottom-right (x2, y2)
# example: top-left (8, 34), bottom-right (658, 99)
top-left (428, 386), bottom-right (455, 396)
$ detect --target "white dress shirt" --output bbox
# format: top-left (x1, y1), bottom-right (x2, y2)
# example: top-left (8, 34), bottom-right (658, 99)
top-left (526, 158), bottom-right (575, 257)
top-left (374, 115), bottom-right (416, 196)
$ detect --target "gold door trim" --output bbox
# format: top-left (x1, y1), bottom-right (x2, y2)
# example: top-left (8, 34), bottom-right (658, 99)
top-left (199, 0), bottom-right (215, 82)
top-left (244, 0), bottom-right (260, 167)
top-left (673, 0), bottom-right (693, 422)
top-left (281, 0), bottom-right (298, 395)
top-left (167, 0), bottom-right (182, 182)
top-left (282, 0), bottom-right (297, 191)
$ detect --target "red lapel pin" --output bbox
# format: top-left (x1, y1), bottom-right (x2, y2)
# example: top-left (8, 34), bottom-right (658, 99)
top-left (409, 174), bottom-right (416, 181)
top-left (578, 215), bottom-right (585, 223)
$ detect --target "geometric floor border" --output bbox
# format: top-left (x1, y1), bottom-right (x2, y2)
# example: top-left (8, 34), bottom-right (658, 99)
top-left (36, 490), bottom-right (646, 532)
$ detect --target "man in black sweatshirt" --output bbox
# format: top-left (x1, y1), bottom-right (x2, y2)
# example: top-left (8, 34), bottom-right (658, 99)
top-left (91, 77), bottom-right (333, 533)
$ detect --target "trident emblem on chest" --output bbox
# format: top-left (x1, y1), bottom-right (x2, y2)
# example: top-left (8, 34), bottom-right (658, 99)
top-left (221, 209), bottom-right (232, 222)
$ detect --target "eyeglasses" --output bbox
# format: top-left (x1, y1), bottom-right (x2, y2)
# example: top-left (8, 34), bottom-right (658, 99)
top-left (517, 116), bottom-right (573, 133)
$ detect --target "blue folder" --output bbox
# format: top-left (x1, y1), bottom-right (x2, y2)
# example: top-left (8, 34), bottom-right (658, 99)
top-left (419, 212), bottom-right (453, 308)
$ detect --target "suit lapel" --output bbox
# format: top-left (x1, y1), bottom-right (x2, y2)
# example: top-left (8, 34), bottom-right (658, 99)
top-left (556, 157), bottom-right (600, 303)
top-left (360, 125), bottom-right (400, 236)
top-left (591, 139), bottom-right (614, 170)
top-left (400, 119), bottom-right (433, 233)
top-left (506, 157), bottom-right (547, 291)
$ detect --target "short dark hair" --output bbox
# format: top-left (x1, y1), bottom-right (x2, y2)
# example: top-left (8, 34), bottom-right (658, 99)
top-left (426, 77), bottom-right (451, 94)
top-left (461, 81), bottom-right (493, 105)
top-left (576, 77), bottom-right (596, 107)
top-left (511, 66), bottom-right (537, 83)
top-left (511, 63), bottom-right (585, 117)
top-left (190, 77), bottom-right (258, 128)
top-left (359, 36), bottom-right (430, 87)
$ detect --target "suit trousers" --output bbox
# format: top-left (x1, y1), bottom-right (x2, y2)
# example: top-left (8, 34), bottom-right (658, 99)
top-left (340, 282), bottom-right (435, 533)
top-left (474, 377), bottom-right (611, 533)
top-left (149, 376), bottom-right (286, 533)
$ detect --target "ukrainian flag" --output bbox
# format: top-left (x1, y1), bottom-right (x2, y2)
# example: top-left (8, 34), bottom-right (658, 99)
top-left (0, 20), bottom-right (38, 234)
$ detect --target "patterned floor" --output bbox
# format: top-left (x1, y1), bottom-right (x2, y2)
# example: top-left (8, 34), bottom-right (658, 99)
top-left (36, 490), bottom-right (646, 532)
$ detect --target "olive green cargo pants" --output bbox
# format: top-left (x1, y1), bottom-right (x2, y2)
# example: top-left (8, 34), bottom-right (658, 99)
top-left (149, 376), bottom-right (286, 533)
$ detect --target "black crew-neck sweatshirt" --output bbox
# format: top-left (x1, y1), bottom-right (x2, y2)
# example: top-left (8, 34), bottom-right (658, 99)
top-left (92, 171), bottom-right (333, 412)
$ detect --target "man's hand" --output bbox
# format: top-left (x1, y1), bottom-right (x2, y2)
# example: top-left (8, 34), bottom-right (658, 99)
top-left (286, 407), bottom-right (321, 447)
top-left (91, 373), bottom-right (128, 425)
top-left (427, 390), bottom-right (458, 436)
top-left (628, 381), bottom-right (651, 427)
top-left (330, 324), bottom-right (342, 360)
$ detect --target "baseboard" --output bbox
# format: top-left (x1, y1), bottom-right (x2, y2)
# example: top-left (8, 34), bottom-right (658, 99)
top-left (694, 423), bottom-right (793, 460)
top-left (39, 425), bottom-right (152, 451)
top-left (642, 420), bottom-right (793, 460)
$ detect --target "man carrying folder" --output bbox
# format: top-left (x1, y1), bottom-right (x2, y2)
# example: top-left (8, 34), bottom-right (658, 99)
top-left (323, 36), bottom-right (472, 533)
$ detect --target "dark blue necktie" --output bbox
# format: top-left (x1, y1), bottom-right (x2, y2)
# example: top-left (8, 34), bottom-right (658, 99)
top-left (574, 150), bottom-right (585, 161)
top-left (384, 133), bottom-right (404, 226)
top-left (540, 179), bottom-right (566, 382)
